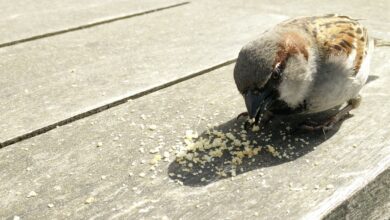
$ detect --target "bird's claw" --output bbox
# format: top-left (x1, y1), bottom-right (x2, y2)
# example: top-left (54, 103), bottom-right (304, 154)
top-left (299, 117), bottom-right (337, 132)
top-left (236, 112), bottom-right (249, 120)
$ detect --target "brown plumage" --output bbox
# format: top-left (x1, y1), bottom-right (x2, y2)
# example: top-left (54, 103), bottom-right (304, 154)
top-left (279, 14), bottom-right (369, 75)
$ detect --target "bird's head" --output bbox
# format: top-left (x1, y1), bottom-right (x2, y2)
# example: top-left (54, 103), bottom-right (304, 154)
top-left (234, 30), bottom-right (315, 120)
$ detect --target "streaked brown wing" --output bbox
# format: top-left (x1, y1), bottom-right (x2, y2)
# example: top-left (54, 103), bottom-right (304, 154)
top-left (281, 14), bottom-right (369, 75)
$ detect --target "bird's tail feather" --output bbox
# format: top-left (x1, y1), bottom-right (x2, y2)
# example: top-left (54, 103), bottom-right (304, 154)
top-left (374, 38), bottom-right (390, 47)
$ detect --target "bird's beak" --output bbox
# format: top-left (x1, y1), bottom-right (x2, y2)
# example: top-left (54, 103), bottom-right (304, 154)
top-left (244, 88), bottom-right (274, 119)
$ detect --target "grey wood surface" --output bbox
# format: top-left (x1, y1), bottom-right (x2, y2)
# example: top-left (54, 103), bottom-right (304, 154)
top-left (0, 0), bottom-right (288, 143)
top-left (1, 48), bottom-right (389, 218)
top-left (1, 0), bottom-right (390, 219)
top-left (1, 0), bottom-right (389, 146)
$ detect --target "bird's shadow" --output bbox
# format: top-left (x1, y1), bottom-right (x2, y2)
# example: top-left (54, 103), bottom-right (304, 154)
top-left (168, 110), bottom-right (347, 187)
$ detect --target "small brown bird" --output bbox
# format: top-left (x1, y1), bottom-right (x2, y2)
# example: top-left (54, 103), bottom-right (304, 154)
top-left (234, 14), bottom-right (378, 130)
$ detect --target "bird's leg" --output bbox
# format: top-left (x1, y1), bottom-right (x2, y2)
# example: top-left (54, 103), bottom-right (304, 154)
top-left (300, 96), bottom-right (361, 132)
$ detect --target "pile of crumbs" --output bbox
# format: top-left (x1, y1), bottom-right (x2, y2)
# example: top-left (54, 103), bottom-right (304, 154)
top-left (170, 123), bottom-right (310, 181)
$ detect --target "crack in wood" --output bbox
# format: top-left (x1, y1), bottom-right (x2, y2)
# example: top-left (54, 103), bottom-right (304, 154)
top-left (0, 58), bottom-right (237, 148)
top-left (0, 1), bottom-right (190, 48)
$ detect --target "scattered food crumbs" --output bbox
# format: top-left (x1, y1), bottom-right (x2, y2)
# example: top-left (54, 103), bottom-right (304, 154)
top-left (252, 125), bottom-right (260, 132)
top-left (148, 125), bottom-right (157, 130)
top-left (27, 191), bottom-right (38, 198)
top-left (140, 114), bottom-right (147, 120)
top-left (149, 155), bottom-right (162, 165)
top-left (47, 203), bottom-right (54, 208)
top-left (149, 148), bottom-right (159, 154)
top-left (326, 184), bottom-right (334, 190)
top-left (139, 172), bottom-right (146, 177)
top-left (129, 172), bottom-right (134, 177)
top-left (139, 147), bottom-right (145, 153)
top-left (96, 142), bottom-right (103, 148)
top-left (13, 216), bottom-right (20, 220)
top-left (85, 197), bottom-right (95, 204)
top-left (170, 122), bottom-right (302, 180)
top-left (101, 175), bottom-right (107, 180)
top-left (314, 184), bottom-right (320, 190)
top-left (266, 145), bottom-right (280, 158)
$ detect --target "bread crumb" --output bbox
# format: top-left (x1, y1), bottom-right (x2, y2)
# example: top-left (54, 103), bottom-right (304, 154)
top-left (149, 155), bottom-right (162, 165)
top-left (27, 191), bottom-right (37, 198)
top-left (266, 145), bottom-right (280, 157)
top-left (326, 184), bottom-right (334, 190)
top-left (148, 125), bottom-right (157, 130)
top-left (209, 149), bottom-right (223, 158)
top-left (252, 125), bottom-right (260, 132)
top-left (233, 139), bottom-right (242, 147)
top-left (149, 148), bottom-right (159, 154)
top-left (96, 142), bottom-right (103, 147)
top-left (85, 197), bottom-right (95, 204)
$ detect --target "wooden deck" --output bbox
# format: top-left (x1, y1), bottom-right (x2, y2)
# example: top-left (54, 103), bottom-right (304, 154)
top-left (1, 0), bottom-right (389, 219)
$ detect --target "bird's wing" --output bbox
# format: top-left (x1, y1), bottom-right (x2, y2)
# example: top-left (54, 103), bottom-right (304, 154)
top-left (282, 14), bottom-right (370, 76)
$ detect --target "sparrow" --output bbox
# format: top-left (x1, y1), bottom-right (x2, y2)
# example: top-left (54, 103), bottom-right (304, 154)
top-left (234, 14), bottom-right (376, 131)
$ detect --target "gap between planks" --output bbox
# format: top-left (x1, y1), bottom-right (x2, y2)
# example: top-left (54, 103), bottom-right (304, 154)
top-left (0, 58), bottom-right (237, 148)
top-left (0, 1), bottom-right (190, 48)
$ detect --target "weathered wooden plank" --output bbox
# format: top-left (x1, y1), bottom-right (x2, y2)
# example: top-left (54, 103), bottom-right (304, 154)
top-left (0, 46), bottom-right (389, 219)
top-left (323, 169), bottom-right (390, 220)
top-left (2, 0), bottom-right (390, 146)
top-left (0, 0), bottom-right (185, 46)
top-left (0, 0), bottom-right (289, 143)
